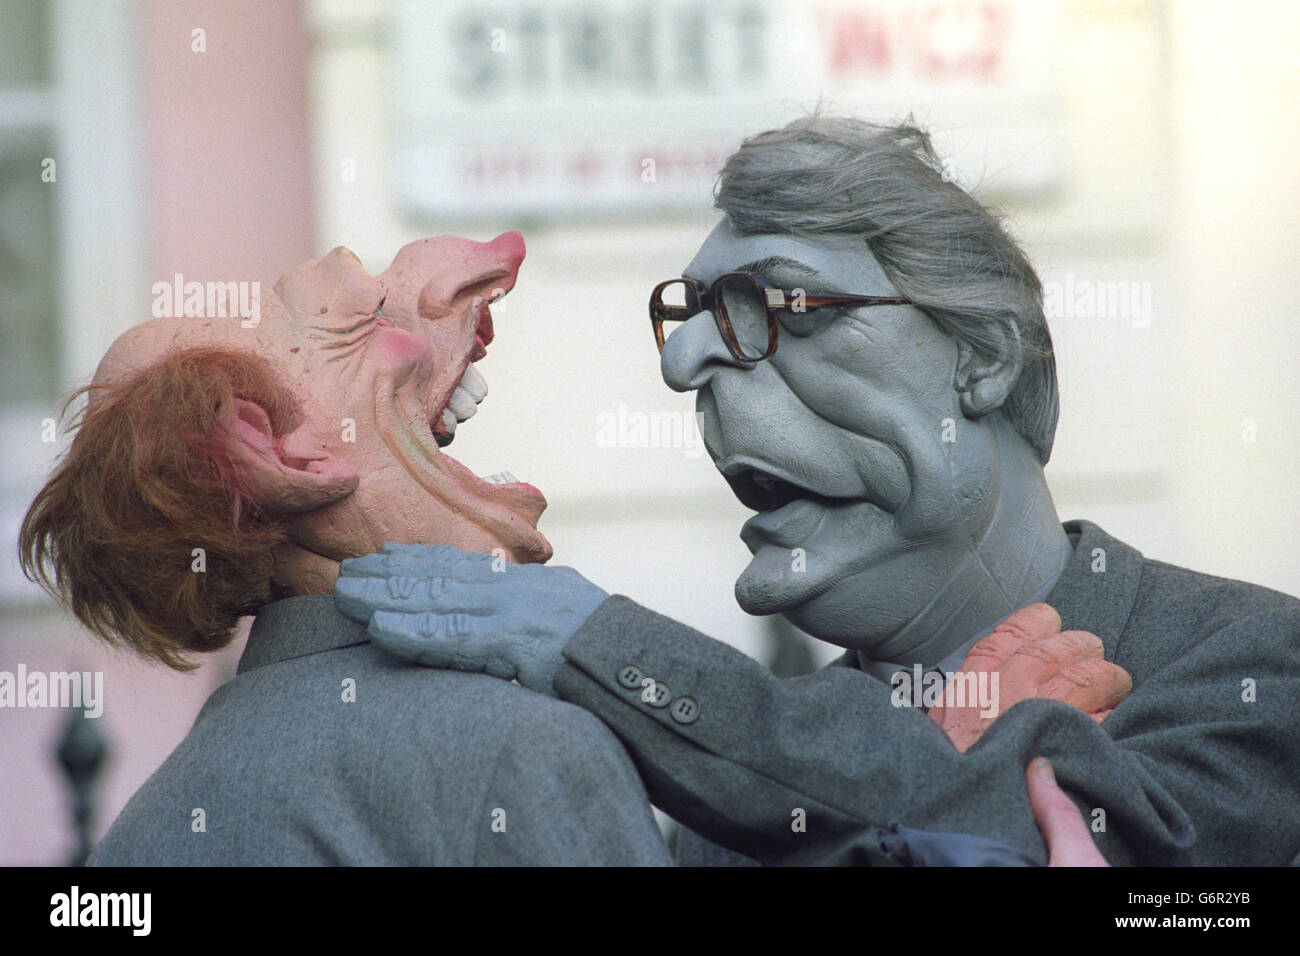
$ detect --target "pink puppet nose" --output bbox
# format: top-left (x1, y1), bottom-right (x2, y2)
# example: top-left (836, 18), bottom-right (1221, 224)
top-left (453, 232), bottom-right (525, 299)
top-left (469, 234), bottom-right (525, 352)
top-left (481, 232), bottom-right (525, 293)
top-left (410, 232), bottom-right (528, 322)
top-left (486, 231), bottom-right (525, 265)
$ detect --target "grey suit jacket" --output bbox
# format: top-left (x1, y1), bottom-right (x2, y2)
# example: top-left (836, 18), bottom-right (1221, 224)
top-left (553, 520), bottom-right (1300, 865)
top-left (88, 595), bottom-right (670, 866)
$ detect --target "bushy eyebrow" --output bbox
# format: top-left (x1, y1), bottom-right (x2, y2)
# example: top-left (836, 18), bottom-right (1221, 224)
top-left (735, 256), bottom-right (823, 282)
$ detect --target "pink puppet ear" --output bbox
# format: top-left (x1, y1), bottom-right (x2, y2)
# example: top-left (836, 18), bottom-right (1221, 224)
top-left (215, 397), bottom-right (360, 514)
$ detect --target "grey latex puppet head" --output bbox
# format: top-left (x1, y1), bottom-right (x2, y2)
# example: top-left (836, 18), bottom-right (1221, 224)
top-left (658, 117), bottom-right (1072, 667)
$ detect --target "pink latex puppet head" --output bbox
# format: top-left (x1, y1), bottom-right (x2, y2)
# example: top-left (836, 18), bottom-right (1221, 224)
top-left (19, 233), bottom-right (549, 669)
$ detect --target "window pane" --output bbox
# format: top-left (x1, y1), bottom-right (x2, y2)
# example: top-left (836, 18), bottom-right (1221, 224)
top-left (0, 0), bottom-right (51, 87)
top-left (0, 129), bottom-right (60, 403)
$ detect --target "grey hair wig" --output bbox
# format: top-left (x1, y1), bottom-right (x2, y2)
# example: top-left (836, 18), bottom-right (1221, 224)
top-left (715, 115), bottom-right (1059, 463)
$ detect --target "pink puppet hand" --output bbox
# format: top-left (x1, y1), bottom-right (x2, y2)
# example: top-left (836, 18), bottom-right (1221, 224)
top-left (928, 603), bottom-right (1132, 753)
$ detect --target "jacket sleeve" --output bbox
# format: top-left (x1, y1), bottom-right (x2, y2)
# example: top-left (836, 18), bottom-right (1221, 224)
top-left (471, 700), bottom-right (672, 866)
top-left (552, 595), bottom-right (1300, 866)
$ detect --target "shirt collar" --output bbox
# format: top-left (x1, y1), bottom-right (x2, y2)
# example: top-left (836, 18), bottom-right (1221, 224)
top-left (236, 594), bottom-right (370, 675)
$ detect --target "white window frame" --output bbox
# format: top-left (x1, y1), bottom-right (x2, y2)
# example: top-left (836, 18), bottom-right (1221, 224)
top-left (1, 0), bottom-right (145, 605)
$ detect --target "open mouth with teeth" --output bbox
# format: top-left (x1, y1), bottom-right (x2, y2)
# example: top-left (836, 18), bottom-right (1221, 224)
top-left (374, 288), bottom-right (551, 562)
top-left (427, 360), bottom-right (517, 483)
top-left (421, 294), bottom-right (521, 486)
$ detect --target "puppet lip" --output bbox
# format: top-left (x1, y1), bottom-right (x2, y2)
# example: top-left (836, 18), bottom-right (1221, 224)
top-left (381, 382), bottom-right (548, 532)
top-left (472, 296), bottom-right (496, 357)
top-left (716, 454), bottom-right (891, 514)
top-left (716, 457), bottom-right (840, 512)
top-left (740, 497), bottom-right (832, 549)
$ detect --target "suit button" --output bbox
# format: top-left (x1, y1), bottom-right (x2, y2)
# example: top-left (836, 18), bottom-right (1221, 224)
top-left (617, 664), bottom-right (644, 689)
top-left (669, 696), bottom-right (700, 724)
top-left (644, 680), bottom-right (671, 708)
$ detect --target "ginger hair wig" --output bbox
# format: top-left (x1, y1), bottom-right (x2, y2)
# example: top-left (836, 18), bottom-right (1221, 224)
top-left (19, 347), bottom-right (300, 670)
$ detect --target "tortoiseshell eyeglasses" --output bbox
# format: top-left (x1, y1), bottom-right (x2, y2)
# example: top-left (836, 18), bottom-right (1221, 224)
top-left (650, 272), bottom-right (911, 363)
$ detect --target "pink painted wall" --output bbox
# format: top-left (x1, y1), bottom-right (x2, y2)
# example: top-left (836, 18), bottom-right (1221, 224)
top-left (1, 615), bottom-right (245, 865)
top-left (1, 0), bottom-right (315, 864)
top-left (143, 0), bottom-right (316, 285)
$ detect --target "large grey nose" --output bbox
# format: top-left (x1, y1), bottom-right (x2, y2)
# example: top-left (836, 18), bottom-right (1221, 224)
top-left (659, 311), bottom-right (748, 392)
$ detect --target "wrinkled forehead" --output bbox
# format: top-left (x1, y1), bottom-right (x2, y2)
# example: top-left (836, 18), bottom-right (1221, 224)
top-left (95, 245), bottom-right (385, 389)
top-left (684, 218), bottom-right (900, 296)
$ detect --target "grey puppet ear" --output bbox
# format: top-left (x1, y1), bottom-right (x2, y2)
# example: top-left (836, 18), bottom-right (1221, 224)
top-left (954, 321), bottom-right (1023, 419)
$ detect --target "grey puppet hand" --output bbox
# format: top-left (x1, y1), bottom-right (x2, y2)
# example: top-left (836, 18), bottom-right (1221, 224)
top-left (333, 543), bottom-right (609, 696)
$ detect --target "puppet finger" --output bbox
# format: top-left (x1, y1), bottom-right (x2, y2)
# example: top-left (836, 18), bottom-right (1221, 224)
top-left (1001, 628), bottom-right (1104, 688)
top-left (960, 603), bottom-right (1063, 674)
top-left (1036, 658), bottom-right (1132, 714)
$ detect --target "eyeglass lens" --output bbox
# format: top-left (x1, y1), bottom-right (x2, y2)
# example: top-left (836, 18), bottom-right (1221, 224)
top-left (656, 277), bottom-right (772, 360)
top-left (716, 275), bottom-right (771, 359)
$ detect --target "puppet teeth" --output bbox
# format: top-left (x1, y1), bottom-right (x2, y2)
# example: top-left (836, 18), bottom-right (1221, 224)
top-left (439, 408), bottom-right (458, 436)
top-left (482, 471), bottom-right (518, 485)
top-left (459, 364), bottom-right (488, 402)
top-left (448, 386), bottom-right (478, 421)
